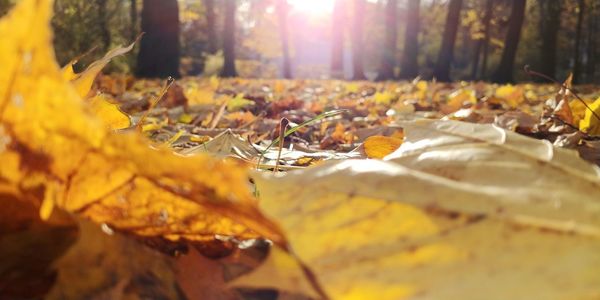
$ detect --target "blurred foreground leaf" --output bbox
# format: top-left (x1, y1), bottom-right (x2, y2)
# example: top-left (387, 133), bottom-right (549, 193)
top-left (238, 120), bottom-right (600, 300)
top-left (0, 0), bottom-right (283, 248)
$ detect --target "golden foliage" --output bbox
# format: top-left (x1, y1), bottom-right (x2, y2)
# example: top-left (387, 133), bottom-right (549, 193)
top-left (579, 97), bottom-right (600, 136)
top-left (363, 135), bottom-right (403, 159)
top-left (0, 0), bottom-right (283, 244)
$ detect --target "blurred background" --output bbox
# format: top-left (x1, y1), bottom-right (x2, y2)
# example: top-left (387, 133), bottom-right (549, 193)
top-left (0, 0), bottom-right (596, 83)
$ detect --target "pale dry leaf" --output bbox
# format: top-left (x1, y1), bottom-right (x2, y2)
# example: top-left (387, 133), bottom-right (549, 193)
top-left (235, 121), bottom-right (600, 300)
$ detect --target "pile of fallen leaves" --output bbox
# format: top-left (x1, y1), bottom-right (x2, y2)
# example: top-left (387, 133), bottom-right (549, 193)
top-left (1, 1), bottom-right (600, 300)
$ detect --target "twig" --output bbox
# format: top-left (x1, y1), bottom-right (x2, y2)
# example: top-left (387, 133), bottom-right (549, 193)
top-left (274, 118), bottom-right (289, 173)
top-left (255, 109), bottom-right (347, 170)
top-left (524, 65), bottom-right (600, 123)
top-left (136, 76), bottom-right (174, 132)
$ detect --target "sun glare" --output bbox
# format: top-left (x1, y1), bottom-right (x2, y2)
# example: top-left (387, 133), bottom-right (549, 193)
top-left (288, 0), bottom-right (335, 15)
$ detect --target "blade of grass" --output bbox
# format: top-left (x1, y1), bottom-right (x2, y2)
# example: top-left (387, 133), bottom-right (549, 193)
top-left (256, 109), bottom-right (347, 169)
top-left (274, 118), bottom-right (289, 173)
top-left (136, 77), bottom-right (174, 132)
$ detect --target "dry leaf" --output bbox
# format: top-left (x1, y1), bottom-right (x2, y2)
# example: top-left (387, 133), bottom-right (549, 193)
top-left (235, 120), bottom-right (600, 300)
top-left (0, 0), bottom-right (283, 247)
top-left (71, 41), bottom-right (137, 98)
top-left (363, 135), bottom-right (403, 159)
top-left (579, 97), bottom-right (600, 136)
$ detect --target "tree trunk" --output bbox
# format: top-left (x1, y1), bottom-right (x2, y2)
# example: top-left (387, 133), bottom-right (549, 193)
top-left (538, 0), bottom-right (561, 80)
top-left (130, 0), bottom-right (138, 41)
top-left (573, 0), bottom-right (585, 83)
top-left (376, 0), bottom-right (397, 81)
top-left (203, 0), bottom-right (218, 54)
top-left (470, 27), bottom-right (482, 78)
top-left (492, 0), bottom-right (526, 83)
top-left (221, 0), bottom-right (237, 77)
top-left (277, 0), bottom-right (292, 79)
top-left (136, 0), bottom-right (180, 78)
top-left (351, 0), bottom-right (367, 80)
top-left (97, 0), bottom-right (110, 52)
top-left (586, 0), bottom-right (596, 81)
top-left (331, 0), bottom-right (345, 79)
top-left (433, 0), bottom-right (462, 82)
top-left (399, 0), bottom-right (420, 79)
top-left (479, 0), bottom-right (494, 78)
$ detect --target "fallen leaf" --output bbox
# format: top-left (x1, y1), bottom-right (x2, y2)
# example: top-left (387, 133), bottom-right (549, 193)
top-left (0, 0), bottom-right (283, 248)
top-left (236, 120), bottom-right (600, 300)
top-left (71, 40), bottom-right (138, 98)
top-left (88, 94), bottom-right (131, 130)
top-left (495, 85), bottom-right (525, 108)
top-left (579, 97), bottom-right (600, 136)
top-left (363, 135), bottom-right (403, 159)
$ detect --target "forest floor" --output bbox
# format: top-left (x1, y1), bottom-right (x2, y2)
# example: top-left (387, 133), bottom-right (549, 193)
top-left (4, 1), bottom-right (600, 298)
top-left (100, 75), bottom-right (600, 167)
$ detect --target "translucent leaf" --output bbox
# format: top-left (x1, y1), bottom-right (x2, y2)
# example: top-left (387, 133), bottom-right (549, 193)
top-left (579, 97), bottom-right (600, 136)
top-left (363, 135), bottom-right (403, 159)
top-left (0, 0), bottom-right (283, 246)
top-left (71, 40), bottom-right (137, 98)
top-left (88, 94), bottom-right (131, 130)
top-left (238, 121), bottom-right (600, 300)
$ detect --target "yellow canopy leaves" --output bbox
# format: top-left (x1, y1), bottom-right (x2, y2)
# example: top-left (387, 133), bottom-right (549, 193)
top-left (0, 0), bottom-right (283, 244)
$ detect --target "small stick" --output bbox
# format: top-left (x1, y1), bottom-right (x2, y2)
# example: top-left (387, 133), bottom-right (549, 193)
top-left (524, 65), bottom-right (600, 123)
top-left (274, 118), bottom-right (289, 173)
top-left (136, 77), bottom-right (174, 132)
top-left (209, 100), bottom-right (228, 129)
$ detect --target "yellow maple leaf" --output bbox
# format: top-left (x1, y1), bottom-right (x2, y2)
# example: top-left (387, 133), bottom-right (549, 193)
top-left (579, 97), bottom-right (600, 136)
top-left (0, 0), bottom-right (283, 245)
top-left (88, 94), bottom-right (131, 130)
top-left (495, 84), bottom-right (525, 108)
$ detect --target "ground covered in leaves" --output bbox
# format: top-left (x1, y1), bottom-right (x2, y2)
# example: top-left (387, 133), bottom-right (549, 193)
top-left (101, 74), bottom-right (600, 167)
top-left (2, 1), bottom-right (600, 300)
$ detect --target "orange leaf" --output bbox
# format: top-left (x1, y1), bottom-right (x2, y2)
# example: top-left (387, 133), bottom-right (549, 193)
top-left (363, 136), bottom-right (403, 159)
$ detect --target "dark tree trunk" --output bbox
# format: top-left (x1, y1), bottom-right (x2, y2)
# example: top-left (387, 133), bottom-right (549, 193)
top-left (351, 0), bottom-right (367, 80)
top-left (331, 0), bottom-right (345, 79)
top-left (376, 0), bottom-right (398, 81)
top-left (471, 40), bottom-right (482, 79)
top-left (433, 0), bottom-right (462, 82)
top-left (399, 0), bottom-right (420, 79)
top-left (204, 0), bottom-right (218, 54)
top-left (492, 0), bottom-right (526, 83)
top-left (538, 0), bottom-right (561, 80)
top-left (221, 0), bottom-right (237, 77)
top-left (586, 0), bottom-right (596, 81)
top-left (136, 0), bottom-right (180, 78)
top-left (97, 0), bottom-right (110, 52)
top-left (471, 0), bottom-right (493, 79)
top-left (277, 0), bottom-right (292, 79)
top-left (573, 0), bottom-right (585, 84)
top-left (479, 0), bottom-right (494, 78)
top-left (130, 0), bottom-right (138, 41)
